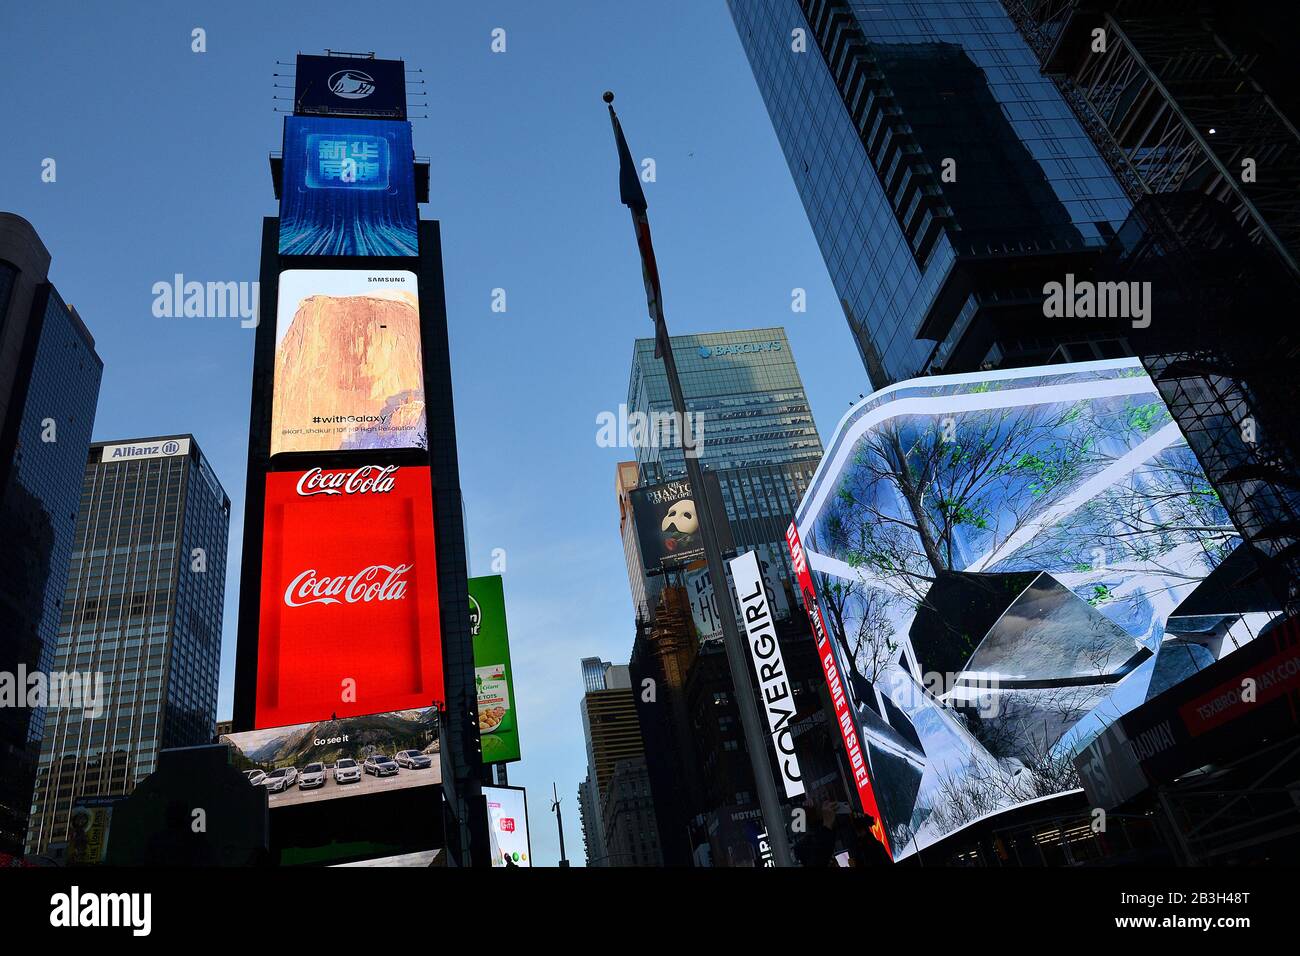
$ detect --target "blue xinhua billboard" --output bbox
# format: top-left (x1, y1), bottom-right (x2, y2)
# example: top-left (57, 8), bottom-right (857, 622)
top-left (278, 116), bottom-right (418, 257)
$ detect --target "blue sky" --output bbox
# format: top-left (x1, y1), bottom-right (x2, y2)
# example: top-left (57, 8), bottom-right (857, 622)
top-left (0, 0), bottom-right (869, 865)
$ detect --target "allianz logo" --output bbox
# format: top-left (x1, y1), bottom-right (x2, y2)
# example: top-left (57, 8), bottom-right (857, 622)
top-left (109, 441), bottom-right (182, 459)
top-left (699, 341), bottom-right (782, 358)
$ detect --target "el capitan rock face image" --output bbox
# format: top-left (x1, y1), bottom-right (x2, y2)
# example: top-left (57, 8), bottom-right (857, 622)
top-left (272, 289), bottom-right (427, 454)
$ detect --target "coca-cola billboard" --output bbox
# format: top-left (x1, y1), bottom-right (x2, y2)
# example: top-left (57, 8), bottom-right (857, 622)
top-left (256, 465), bottom-right (443, 728)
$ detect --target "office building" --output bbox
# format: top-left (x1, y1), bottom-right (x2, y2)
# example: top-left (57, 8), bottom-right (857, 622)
top-left (727, 0), bottom-right (1135, 385)
top-left (618, 328), bottom-right (838, 864)
top-left (578, 658), bottom-right (660, 866)
top-left (232, 51), bottom-right (486, 864)
top-left (599, 757), bottom-right (664, 867)
top-left (627, 327), bottom-right (822, 475)
top-left (623, 327), bottom-right (824, 618)
top-left (577, 772), bottom-right (604, 866)
top-left (0, 213), bottom-right (103, 855)
top-left (25, 436), bottom-right (230, 855)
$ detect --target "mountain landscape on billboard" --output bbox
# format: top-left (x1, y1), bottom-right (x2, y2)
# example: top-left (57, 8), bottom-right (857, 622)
top-left (790, 360), bottom-right (1282, 859)
top-left (272, 289), bottom-right (426, 455)
top-left (226, 708), bottom-right (439, 770)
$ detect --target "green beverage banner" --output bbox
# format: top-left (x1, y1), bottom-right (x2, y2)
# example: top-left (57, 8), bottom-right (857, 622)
top-left (469, 575), bottom-right (521, 764)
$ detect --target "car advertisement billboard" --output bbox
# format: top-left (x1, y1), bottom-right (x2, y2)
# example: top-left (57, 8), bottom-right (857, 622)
top-left (293, 55), bottom-right (407, 120)
top-left (483, 785), bottom-right (531, 867)
top-left (629, 472), bottom-right (732, 572)
top-left (469, 575), bottom-right (521, 764)
top-left (786, 359), bottom-right (1278, 860)
top-left (278, 115), bottom-right (418, 257)
top-left (271, 270), bottom-right (426, 456)
top-left (256, 464), bottom-right (443, 729)
top-left (222, 708), bottom-right (440, 808)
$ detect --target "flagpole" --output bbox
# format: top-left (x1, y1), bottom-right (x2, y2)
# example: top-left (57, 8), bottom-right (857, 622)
top-left (603, 92), bottom-right (795, 868)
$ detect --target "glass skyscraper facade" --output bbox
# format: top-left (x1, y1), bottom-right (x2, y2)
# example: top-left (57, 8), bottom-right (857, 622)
top-left (0, 213), bottom-right (103, 855)
top-left (623, 327), bottom-right (824, 617)
top-left (25, 436), bottom-right (230, 856)
top-left (627, 327), bottom-right (822, 475)
top-left (727, 0), bottom-right (1134, 386)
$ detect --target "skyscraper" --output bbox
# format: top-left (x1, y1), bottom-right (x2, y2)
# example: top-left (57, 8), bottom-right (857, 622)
top-left (0, 213), bottom-right (103, 855)
top-left (727, 0), bottom-right (1135, 385)
top-left (577, 658), bottom-right (661, 866)
top-left (25, 435), bottom-right (229, 856)
top-left (231, 52), bottom-right (485, 865)
top-left (627, 327), bottom-right (822, 475)
top-left (618, 329), bottom-right (834, 865)
top-left (623, 327), bottom-right (824, 616)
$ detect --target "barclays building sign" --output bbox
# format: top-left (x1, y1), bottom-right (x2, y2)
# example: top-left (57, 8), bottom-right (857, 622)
top-left (699, 341), bottom-right (783, 358)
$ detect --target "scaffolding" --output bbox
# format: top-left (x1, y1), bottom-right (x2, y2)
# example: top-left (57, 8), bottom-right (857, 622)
top-left (1004, 0), bottom-right (1300, 610)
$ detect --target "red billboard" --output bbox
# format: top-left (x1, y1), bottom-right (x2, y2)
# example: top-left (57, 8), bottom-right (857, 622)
top-left (786, 520), bottom-right (892, 860)
top-left (256, 464), bottom-right (443, 728)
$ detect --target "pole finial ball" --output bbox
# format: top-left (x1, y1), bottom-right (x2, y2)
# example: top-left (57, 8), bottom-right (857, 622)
top-left (602, 91), bottom-right (615, 104)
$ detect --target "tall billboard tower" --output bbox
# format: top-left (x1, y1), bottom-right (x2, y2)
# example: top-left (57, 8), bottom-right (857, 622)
top-left (232, 52), bottom-right (486, 866)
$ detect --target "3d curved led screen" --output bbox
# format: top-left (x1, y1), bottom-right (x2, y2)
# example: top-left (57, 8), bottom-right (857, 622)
top-left (787, 359), bottom-right (1274, 860)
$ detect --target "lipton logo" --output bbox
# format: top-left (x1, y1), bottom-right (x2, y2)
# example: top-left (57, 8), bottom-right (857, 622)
top-left (296, 465), bottom-right (398, 497)
top-left (285, 564), bottom-right (412, 607)
top-left (328, 69), bottom-right (376, 100)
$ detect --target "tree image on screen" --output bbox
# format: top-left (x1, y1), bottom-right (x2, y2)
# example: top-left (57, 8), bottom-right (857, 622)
top-left (796, 362), bottom-right (1256, 858)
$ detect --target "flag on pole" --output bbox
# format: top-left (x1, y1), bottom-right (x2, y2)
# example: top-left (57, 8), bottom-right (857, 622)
top-left (607, 99), bottom-right (671, 360)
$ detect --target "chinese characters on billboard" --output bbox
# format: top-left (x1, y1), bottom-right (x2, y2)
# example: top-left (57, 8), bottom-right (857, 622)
top-left (787, 360), bottom-right (1277, 860)
top-left (256, 465), bottom-right (443, 729)
top-left (469, 575), bottom-right (521, 764)
top-left (271, 270), bottom-right (426, 456)
top-left (278, 116), bottom-right (418, 257)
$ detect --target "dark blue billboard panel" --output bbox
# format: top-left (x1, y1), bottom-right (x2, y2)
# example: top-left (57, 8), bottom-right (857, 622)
top-left (294, 55), bottom-right (407, 120)
top-left (279, 116), bottom-right (418, 257)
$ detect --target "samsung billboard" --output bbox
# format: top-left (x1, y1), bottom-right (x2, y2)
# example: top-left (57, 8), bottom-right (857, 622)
top-left (271, 270), bottom-right (427, 456)
top-left (786, 359), bottom-right (1279, 860)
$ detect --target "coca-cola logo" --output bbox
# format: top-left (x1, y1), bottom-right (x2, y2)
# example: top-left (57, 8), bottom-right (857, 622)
top-left (296, 465), bottom-right (399, 498)
top-left (285, 563), bottom-right (413, 607)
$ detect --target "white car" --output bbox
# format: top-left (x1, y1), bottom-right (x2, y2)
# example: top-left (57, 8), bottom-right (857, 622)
top-left (395, 749), bottom-right (432, 770)
top-left (260, 767), bottom-right (298, 793)
top-left (298, 762), bottom-right (326, 790)
top-left (244, 769), bottom-right (266, 786)
top-left (334, 758), bottom-right (361, 784)
top-left (363, 754), bottom-right (400, 777)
